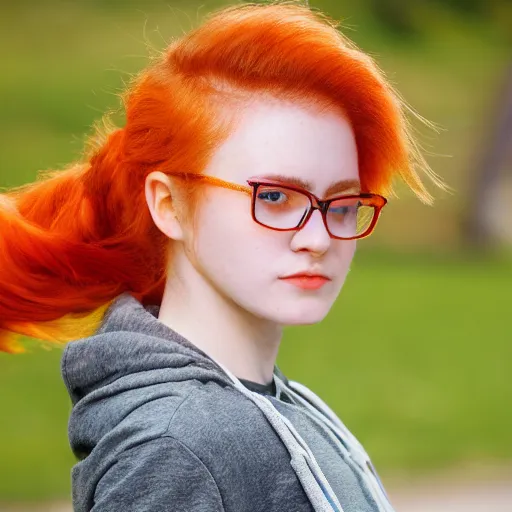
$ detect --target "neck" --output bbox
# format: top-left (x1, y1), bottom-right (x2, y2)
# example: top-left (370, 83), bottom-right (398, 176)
top-left (158, 250), bottom-right (282, 385)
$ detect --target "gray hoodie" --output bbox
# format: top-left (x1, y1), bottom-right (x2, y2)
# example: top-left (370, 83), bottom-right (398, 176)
top-left (61, 293), bottom-right (396, 512)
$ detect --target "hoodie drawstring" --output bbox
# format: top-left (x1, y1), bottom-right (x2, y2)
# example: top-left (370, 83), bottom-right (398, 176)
top-left (207, 357), bottom-right (344, 512)
top-left (285, 380), bottom-right (395, 512)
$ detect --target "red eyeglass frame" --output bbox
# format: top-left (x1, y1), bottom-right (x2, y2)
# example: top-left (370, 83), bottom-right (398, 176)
top-left (170, 172), bottom-right (388, 240)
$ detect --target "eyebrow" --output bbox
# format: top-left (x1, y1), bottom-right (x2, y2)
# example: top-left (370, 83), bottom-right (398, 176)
top-left (254, 174), bottom-right (361, 196)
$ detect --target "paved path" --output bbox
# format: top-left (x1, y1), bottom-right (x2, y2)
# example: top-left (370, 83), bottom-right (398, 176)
top-left (3, 476), bottom-right (511, 511)
top-left (388, 477), bottom-right (512, 511)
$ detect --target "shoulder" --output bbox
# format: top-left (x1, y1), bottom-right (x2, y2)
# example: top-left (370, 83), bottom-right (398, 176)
top-left (86, 379), bottom-right (286, 461)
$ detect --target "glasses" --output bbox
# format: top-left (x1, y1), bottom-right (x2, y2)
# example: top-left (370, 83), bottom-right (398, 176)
top-left (171, 172), bottom-right (387, 240)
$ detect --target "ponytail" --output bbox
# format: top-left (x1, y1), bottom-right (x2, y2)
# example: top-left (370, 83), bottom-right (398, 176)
top-left (0, 129), bottom-right (168, 353)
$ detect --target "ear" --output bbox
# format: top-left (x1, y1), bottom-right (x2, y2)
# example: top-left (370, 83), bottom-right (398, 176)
top-left (145, 171), bottom-right (185, 242)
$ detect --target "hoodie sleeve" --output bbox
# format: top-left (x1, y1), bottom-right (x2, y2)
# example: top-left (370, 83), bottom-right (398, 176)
top-left (91, 436), bottom-right (225, 512)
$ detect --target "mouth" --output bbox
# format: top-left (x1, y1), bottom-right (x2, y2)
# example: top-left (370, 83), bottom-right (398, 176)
top-left (278, 273), bottom-right (331, 290)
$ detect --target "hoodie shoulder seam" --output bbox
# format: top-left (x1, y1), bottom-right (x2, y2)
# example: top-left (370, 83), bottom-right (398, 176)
top-left (161, 434), bottom-right (225, 511)
top-left (160, 434), bottom-right (225, 510)
top-left (164, 383), bottom-right (204, 431)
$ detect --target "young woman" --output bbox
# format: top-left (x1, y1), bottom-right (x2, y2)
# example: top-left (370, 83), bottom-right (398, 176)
top-left (0, 2), bottom-right (443, 511)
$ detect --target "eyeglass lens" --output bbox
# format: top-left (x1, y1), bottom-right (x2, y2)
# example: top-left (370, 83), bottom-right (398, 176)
top-left (254, 185), bottom-right (375, 238)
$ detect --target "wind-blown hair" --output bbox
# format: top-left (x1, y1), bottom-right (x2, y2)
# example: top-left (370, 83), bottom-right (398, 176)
top-left (0, 2), bottom-right (442, 353)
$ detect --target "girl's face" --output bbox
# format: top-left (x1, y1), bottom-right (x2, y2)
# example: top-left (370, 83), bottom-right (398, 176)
top-left (186, 98), bottom-right (359, 326)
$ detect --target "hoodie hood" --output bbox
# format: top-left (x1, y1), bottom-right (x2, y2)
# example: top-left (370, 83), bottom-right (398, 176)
top-left (63, 292), bottom-right (231, 402)
top-left (61, 292), bottom-right (288, 455)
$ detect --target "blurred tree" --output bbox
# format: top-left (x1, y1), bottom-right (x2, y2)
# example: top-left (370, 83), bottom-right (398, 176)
top-left (366, 0), bottom-right (509, 35)
top-left (437, 0), bottom-right (490, 15)
top-left (367, 0), bottom-right (418, 35)
top-left (463, 61), bottom-right (512, 247)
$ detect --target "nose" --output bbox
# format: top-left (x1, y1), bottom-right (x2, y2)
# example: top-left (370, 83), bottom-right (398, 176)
top-left (289, 208), bottom-right (331, 256)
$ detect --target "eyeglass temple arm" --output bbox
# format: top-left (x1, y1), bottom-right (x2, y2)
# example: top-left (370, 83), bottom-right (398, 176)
top-left (172, 172), bottom-right (252, 195)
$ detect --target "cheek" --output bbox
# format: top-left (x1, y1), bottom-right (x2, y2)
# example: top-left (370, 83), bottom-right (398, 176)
top-left (324, 239), bottom-right (356, 292)
top-left (345, 239), bottom-right (357, 261)
top-left (192, 194), bottom-right (280, 280)
top-left (334, 240), bottom-right (356, 282)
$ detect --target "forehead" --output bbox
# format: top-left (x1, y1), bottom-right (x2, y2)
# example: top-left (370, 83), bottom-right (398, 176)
top-left (204, 98), bottom-right (360, 196)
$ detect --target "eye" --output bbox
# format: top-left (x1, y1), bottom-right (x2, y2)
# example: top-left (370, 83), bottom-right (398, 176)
top-left (257, 190), bottom-right (288, 204)
top-left (328, 204), bottom-right (358, 215)
top-left (329, 205), bottom-right (350, 215)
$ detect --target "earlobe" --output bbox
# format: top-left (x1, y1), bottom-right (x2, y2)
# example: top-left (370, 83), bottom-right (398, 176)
top-left (144, 172), bottom-right (185, 242)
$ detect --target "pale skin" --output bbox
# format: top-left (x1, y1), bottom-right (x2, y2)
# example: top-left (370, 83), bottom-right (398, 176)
top-left (145, 98), bottom-right (360, 386)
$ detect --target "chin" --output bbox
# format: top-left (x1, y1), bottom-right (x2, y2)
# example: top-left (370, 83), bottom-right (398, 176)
top-left (266, 303), bottom-right (332, 326)
top-left (280, 312), bottom-right (329, 326)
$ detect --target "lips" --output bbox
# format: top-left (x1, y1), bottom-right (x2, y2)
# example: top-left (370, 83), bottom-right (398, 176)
top-left (278, 272), bottom-right (331, 290)
top-left (279, 271), bottom-right (331, 280)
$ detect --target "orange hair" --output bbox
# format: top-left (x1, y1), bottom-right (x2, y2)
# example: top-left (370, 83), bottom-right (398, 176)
top-left (0, 1), bottom-right (443, 353)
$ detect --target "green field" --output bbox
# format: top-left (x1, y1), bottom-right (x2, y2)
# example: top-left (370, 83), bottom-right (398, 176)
top-left (1, 0), bottom-right (511, 503)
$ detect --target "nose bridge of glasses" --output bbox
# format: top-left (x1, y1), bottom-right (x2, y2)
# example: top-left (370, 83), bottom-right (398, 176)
top-left (306, 192), bottom-right (331, 212)
top-left (299, 205), bottom-right (331, 237)
top-left (296, 194), bottom-right (330, 228)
